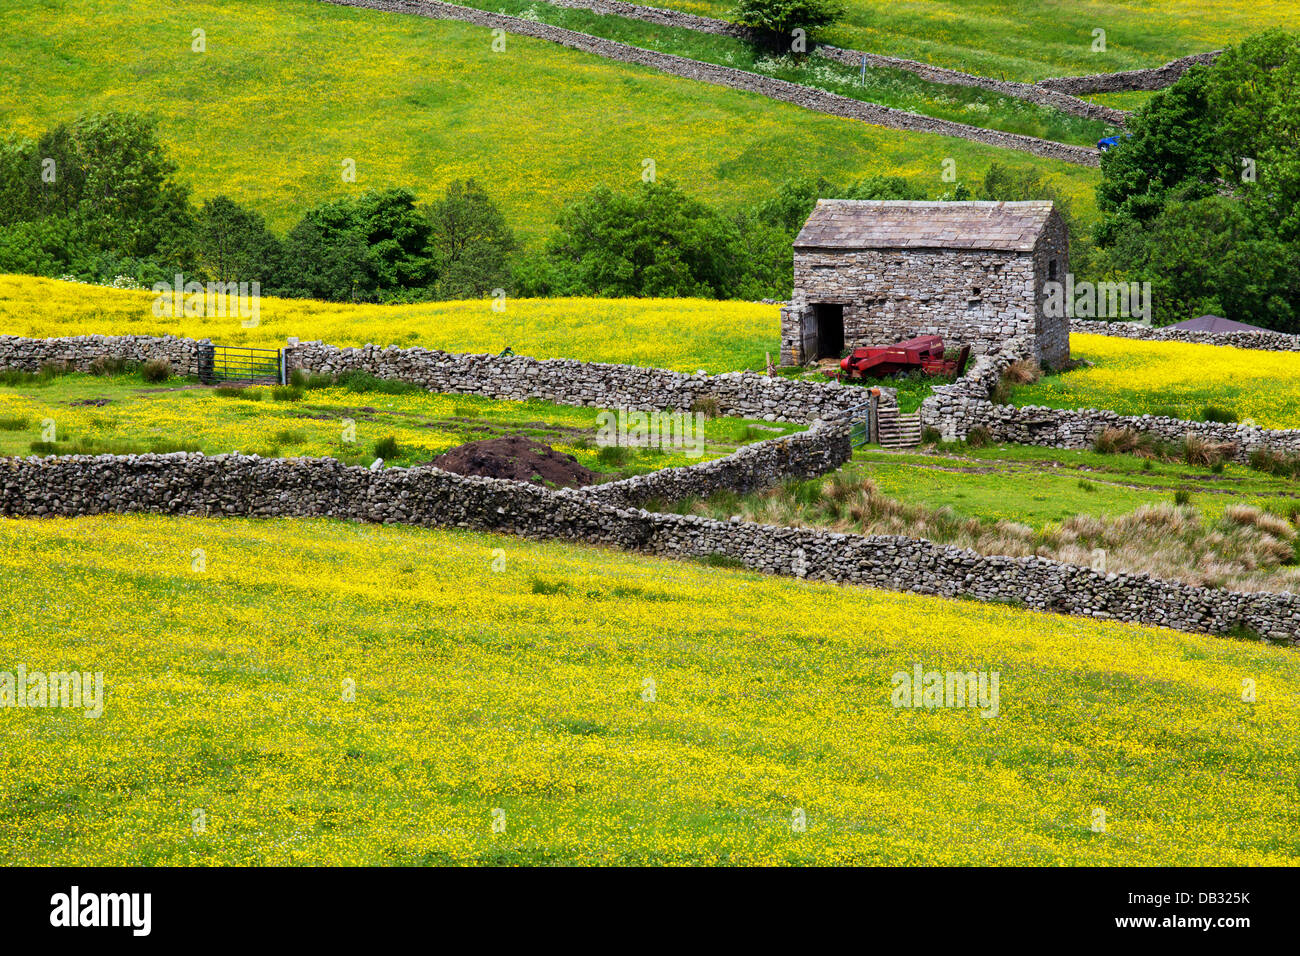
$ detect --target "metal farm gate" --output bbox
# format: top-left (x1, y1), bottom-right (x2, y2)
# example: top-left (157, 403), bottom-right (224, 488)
top-left (198, 345), bottom-right (285, 386)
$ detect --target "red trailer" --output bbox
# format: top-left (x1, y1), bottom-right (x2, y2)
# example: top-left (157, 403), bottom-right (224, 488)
top-left (833, 336), bottom-right (970, 380)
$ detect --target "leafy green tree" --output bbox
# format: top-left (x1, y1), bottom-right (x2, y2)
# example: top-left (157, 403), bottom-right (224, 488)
top-left (195, 196), bottom-right (283, 286)
top-left (753, 175), bottom-right (923, 234)
top-left (539, 181), bottom-right (745, 298)
top-left (1098, 191), bottom-right (1300, 329)
top-left (732, 0), bottom-right (845, 52)
top-left (426, 179), bottom-right (518, 299)
top-left (281, 188), bottom-right (435, 302)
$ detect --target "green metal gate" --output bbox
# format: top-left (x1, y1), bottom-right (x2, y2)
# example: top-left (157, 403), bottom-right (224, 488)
top-left (198, 345), bottom-right (284, 385)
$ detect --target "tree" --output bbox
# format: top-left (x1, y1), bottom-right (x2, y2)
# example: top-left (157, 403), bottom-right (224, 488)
top-left (281, 188), bottom-right (435, 302)
top-left (0, 113), bottom-right (197, 279)
top-left (732, 0), bottom-right (845, 52)
top-left (195, 196), bottom-right (283, 286)
top-left (539, 181), bottom-right (745, 298)
top-left (753, 175), bottom-right (924, 234)
top-left (426, 179), bottom-right (518, 299)
top-left (1098, 191), bottom-right (1300, 329)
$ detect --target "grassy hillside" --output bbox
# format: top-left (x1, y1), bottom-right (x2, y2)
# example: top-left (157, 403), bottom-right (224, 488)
top-left (0, 276), bottom-right (780, 371)
top-left (664, 0), bottom-right (1299, 80)
top-left (1012, 334), bottom-right (1300, 429)
top-left (2, 512), bottom-right (1297, 865)
top-left (2, 0), bottom-right (1098, 240)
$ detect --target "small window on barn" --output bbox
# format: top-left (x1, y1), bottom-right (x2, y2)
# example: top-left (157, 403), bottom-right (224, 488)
top-left (1048, 259), bottom-right (1058, 281)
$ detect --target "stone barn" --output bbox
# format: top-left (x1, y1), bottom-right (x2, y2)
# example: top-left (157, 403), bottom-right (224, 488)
top-left (780, 199), bottom-right (1070, 369)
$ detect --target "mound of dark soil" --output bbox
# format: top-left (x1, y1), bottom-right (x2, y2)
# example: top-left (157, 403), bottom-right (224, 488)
top-left (427, 435), bottom-right (596, 489)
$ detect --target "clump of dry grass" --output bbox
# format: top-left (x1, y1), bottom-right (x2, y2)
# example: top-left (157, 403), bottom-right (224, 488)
top-left (1181, 433), bottom-right (1236, 468)
top-left (1002, 359), bottom-right (1042, 385)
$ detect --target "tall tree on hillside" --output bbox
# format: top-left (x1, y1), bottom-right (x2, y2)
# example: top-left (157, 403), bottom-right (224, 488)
top-left (426, 179), bottom-right (518, 299)
top-left (732, 0), bottom-right (845, 53)
top-left (195, 196), bottom-right (283, 286)
top-left (539, 181), bottom-right (745, 298)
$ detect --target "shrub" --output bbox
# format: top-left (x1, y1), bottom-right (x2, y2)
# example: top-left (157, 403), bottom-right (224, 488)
top-left (596, 445), bottom-right (629, 467)
top-left (373, 435), bottom-right (400, 460)
top-left (965, 425), bottom-right (993, 448)
top-left (273, 428), bottom-right (306, 445)
top-left (921, 425), bottom-right (942, 444)
top-left (335, 370), bottom-right (420, 395)
top-left (1200, 404), bottom-right (1239, 423)
top-left (700, 553), bottom-right (746, 569)
top-left (1249, 445), bottom-right (1300, 478)
top-left (141, 359), bottom-right (171, 383)
top-left (1174, 489), bottom-right (1192, 506)
top-left (0, 416), bottom-right (28, 431)
top-left (288, 368), bottom-right (307, 388)
top-left (1094, 426), bottom-right (1148, 456)
top-left (270, 385), bottom-right (303, 402)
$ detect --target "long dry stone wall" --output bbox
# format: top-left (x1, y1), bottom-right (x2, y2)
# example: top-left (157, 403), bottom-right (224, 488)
top-left (1037, 51), bottom-right (1222, 94)
top-left (1072, 319), bottom-right (1300, 353)
top-left (285, 340), bottom-right (875, 423)
top-left (0, 334), bottom-right (206, 376)
top-left (544, 0), bottom-right (1125, 125)
top-left (320, 0), bottom-right (1100, 166)
top-left (920, 346), bottom-right (1300, 461)
top-left (3, 452), bottom-right (1296, 642)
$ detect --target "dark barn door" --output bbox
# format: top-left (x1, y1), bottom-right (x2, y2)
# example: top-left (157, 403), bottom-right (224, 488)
top-left (813, 304), bottom-right (844, 359)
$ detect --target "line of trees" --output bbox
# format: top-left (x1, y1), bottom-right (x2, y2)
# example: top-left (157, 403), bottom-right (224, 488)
top-left (0, 113), bottom-right (517, 303)
top-left (0, 112), bottom-right (1078, 305)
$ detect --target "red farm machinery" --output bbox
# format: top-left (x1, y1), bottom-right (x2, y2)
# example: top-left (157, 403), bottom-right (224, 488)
top-left (831, 335), bottom-right (970, 381)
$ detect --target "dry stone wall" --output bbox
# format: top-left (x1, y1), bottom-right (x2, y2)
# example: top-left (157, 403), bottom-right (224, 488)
top-left (919, 347), bottom-right (1300, 461)
top-left (1037, 51), bottom-right (1222, 94)
top-left (286, 340), bottom-right (874, 423)
top-left (581, 418), bottom-right (852, 507)
top-left (0, 334), bottom-right (206, 376)
top-left (1072, 319), bottom-right (1300, 353)
top-left (543, 0), bottom-right (1126, 125)
top-left (3, 452), bottom-right (1296, 642)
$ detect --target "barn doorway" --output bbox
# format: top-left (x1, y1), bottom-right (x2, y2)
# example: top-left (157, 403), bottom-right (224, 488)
top-left (812, 304), bottom-right (844, 359)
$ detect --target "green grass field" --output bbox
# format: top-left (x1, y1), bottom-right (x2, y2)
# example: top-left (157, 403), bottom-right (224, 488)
top-left (854, 444), bottom-right (1300, 527)
top-left (0, 368), bottom-right (796, 473)
top-left (453, 0), bottom-right (1114, 146)
top-left (660, 0), bottom-right (1299, 81)
top-left (2, 0), bottom-right (1098, 239)
top-left (2, 512), bottom-right (1297, 865)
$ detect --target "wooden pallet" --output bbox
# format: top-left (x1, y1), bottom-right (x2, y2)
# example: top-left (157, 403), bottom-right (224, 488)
top-left (877, 407), bottom-right (923, 448)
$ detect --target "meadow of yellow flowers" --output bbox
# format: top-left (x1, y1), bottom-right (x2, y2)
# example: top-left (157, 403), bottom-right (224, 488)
top-left (1014, 334), bottom-right (1300, 428)
top-left (0, 275), bottom-right (776, 373)
top-left (2, 514), bottom-right (1296, 865)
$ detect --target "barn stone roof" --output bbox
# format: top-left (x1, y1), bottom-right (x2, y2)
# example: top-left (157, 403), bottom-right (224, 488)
top-left (793, 200), bottom-right (1057, 253)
